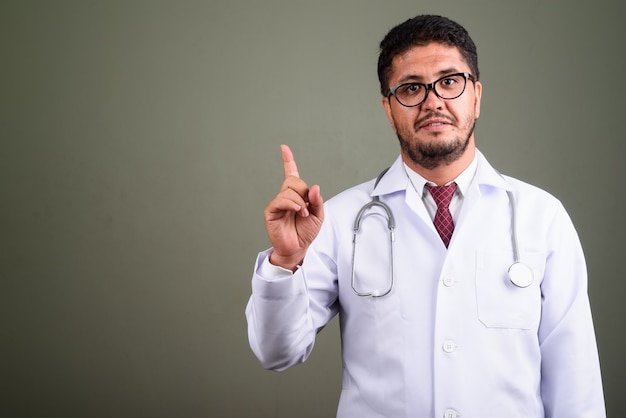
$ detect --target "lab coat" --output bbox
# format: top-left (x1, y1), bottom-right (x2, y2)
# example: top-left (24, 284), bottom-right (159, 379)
top-left (246, 150), bottom-right (605, 417)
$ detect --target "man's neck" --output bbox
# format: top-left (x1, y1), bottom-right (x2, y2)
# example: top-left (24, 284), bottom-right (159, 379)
top-left (403, 146), bottom-right (476, 186)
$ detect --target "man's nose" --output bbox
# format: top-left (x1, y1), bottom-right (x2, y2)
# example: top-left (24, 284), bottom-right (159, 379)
top-left (421, 86), bottom-right (444, 111)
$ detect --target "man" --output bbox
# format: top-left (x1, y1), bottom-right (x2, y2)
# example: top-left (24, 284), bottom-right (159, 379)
top-left (246, 15), bottom-right (605, 417)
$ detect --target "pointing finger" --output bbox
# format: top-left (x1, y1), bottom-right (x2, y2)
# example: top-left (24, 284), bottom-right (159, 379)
top-left (281, 144), bottom-right (300, 179)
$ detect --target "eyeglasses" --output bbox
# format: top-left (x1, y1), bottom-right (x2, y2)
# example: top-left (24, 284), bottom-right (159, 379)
top-left (387, 72), bottom-right (475, 108)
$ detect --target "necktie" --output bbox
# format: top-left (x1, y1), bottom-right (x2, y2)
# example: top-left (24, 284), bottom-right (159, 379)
top-left (426, 183), bottom-right (457, 248)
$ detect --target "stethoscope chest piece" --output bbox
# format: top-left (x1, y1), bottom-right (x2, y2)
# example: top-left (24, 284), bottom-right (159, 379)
top-left (508, 262), bottom-right (533, 288)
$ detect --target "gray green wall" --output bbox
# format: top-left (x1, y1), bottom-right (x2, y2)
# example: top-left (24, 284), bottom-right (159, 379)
top-left (2, 1), bottom-right (624, 416)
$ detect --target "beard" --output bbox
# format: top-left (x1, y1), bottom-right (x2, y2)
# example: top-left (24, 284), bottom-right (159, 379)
top-left (396, 113), bottom-right (476, 170)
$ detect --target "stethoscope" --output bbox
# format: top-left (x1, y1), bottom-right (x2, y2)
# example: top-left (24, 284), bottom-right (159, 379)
top-left (351, 168), bottom-right (534, 297)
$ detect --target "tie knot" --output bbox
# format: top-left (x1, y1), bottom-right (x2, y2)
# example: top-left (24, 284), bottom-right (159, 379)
top-left (426, 183), bottom-right (457, 209)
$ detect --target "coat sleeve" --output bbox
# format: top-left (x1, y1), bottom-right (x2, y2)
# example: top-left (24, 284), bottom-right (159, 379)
top-left (245, 227), bottom-right (340, 371)
top-left (538, 202), bottom-right (606, 417)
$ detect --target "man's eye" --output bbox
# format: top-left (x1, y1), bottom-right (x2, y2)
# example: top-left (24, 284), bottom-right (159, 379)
top-left (439, 76), bottom-right (464, 89)
top-left (403, 84), bottom-right (421, 94)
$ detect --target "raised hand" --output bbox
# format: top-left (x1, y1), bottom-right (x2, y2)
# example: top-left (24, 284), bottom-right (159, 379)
top-left (263, 145), bottom-right (324, 271)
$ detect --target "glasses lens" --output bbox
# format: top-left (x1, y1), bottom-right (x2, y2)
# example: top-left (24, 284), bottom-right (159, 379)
top-left (394, 84), bottom-right (426, 107)
top-left (434, 74), bottom-right (467, 100)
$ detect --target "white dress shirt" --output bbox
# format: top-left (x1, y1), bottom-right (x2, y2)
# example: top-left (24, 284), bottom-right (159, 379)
top-left (404, 154), bottom-right (477, 224)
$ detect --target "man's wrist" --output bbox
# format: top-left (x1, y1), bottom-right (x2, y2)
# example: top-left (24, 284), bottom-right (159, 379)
top-left (268, 251), bottom-right (304, 273)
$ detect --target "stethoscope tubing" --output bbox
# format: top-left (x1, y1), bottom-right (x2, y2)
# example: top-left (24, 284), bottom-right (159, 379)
top-left (351, 168), bottom-right (533, 297)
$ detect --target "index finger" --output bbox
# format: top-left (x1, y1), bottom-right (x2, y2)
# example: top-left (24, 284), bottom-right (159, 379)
top-left (281, 144), bottom-right (300, 179)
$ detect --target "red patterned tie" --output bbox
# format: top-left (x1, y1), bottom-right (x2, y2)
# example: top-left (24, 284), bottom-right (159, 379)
top-left (426, 183), bottom-right (457, 248)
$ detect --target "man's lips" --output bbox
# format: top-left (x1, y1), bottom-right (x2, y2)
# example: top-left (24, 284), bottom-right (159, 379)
top-left (418, 118), bottom-right (452, 129)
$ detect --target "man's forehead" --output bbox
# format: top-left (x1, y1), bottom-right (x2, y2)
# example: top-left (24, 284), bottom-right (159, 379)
top-left (390, 44), bottom-right (467, 81)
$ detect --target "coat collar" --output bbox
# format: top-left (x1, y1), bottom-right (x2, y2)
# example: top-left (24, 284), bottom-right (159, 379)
top-left (370, 149), bottom-right (512, 198)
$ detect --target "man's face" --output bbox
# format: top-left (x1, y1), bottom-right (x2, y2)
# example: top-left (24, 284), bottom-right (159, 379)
top-left (382, 42), bottom-right (482, 170)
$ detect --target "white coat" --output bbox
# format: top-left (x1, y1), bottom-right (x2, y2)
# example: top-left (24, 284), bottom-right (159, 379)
top-left (246, 150), bottom-right (605, 417)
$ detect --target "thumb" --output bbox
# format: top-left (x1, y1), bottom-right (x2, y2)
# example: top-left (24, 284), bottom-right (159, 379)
top-left (307, 184), bottom-right (324, 217)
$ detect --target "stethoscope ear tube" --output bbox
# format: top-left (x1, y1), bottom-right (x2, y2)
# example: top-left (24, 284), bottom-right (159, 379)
top-left (353, 199), bottom-right (395, 232)
top-left (351, 198), bottom-right (395, 297)
top-left (505, 190), bottom-right (534, 288)
top-left (351, 169), bottom-right (395, 297)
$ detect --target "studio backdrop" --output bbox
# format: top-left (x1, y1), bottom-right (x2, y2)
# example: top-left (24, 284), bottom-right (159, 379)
top-left (1, 0), bottom-right (624, 416)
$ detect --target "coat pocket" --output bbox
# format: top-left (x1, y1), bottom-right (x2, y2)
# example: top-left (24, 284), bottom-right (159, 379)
top-left (475, 250), bottom-right (545, 330)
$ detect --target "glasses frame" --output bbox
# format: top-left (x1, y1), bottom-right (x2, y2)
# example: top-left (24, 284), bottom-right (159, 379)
top-left (387, 72), bottom-right (475, 108)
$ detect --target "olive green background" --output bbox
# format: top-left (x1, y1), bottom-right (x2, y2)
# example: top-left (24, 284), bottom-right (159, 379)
top-left (1, 1), bottom-right (624, 416)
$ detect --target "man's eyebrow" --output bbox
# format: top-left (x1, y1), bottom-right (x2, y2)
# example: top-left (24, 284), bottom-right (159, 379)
top-left (397, 68), bottom-right (462, 84)
top-left (397, 74), bottom-right (424, 84)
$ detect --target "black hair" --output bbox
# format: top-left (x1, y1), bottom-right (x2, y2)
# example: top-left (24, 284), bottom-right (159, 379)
top-left (377, 15), bottom-right (479, 95)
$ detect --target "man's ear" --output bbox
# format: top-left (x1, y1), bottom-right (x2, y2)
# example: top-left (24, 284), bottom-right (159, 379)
top-left (473, 80), bottom-right (482, 119)
top-left (382, 96), bottom-right (397, 133)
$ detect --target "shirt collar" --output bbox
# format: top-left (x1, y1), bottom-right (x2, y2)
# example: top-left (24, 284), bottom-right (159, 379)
top-left (402, 152), bottom-right (478, 198)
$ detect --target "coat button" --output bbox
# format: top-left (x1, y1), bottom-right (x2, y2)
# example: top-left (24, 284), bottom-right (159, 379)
top-left (442, 275), bottom-right (455, 286)
top-left (442, 340), bottom-right (457, 353)
top-left (443, 409), bottom-right (459, 418)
